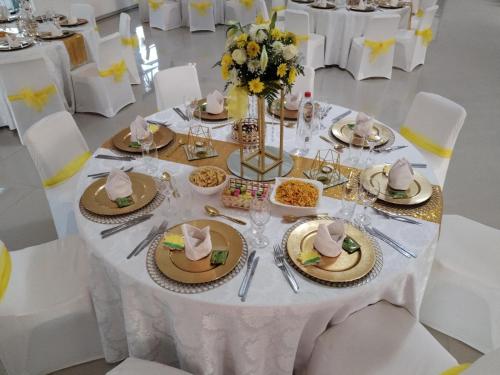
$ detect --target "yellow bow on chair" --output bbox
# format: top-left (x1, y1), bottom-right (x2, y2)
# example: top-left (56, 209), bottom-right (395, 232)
top-left (42, 151), bottom-right (92, 188)
top-left (416, 8), bottom-right (424, 17)
top-left (121, 36), bottom-right (139, 48)
top-left (400, 126), bottom-right (453, 158)
top-left (98, 60), bottom-right (128, 82)
top-left (363, 38), bottom-right (396, 62)
top-left (148, 0), bottom-right (164, 11)
top-left (240, 0), bottom-right (254, 10)
top-left (8, 84), bottom-right (57, 112)
top-left (295, 34), bottom-right (309, 45)
top-left (415, 27), bottom-right (433, 46)
top-left (190, 1), bottom-right (212, 16)
top-left (0, 243), bottom-right (12, 301)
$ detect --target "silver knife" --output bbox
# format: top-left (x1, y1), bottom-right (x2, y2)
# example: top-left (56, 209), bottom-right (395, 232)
top-left (127, 225), bottom-right (158, 259)
top-left (146, 120), bottom-right (170, 127)
top-left (101, 214), bottom-right (154, 238)
top-left (370, 227), bottom-right (417, 258)
top-left (410, 163), bottom-right (427, 168)
top-left (374, 145), bottom-right (407, 153)
top-left (241, 256), bottom-right (259, 302)
top-left (95, 154), bottom-right (135, 161)
top-left (173, 107), bottom-right (188, 121)
top-left (365, 226), bottom-right (412, 258)
top-left (373, 208), bottom-right (421, 225)
top-left (238, 251), bottom-right (256, 297)
top-left (331, 110), bottom-right (352, 124)
top-left (133, 220), bottom-right (169, 258)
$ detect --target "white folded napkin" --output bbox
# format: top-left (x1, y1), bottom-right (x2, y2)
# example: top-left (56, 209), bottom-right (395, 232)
top-left (181, 224), bottom-right (212, 261)
top-left (390, 0), bottom-right (398, 5)
top-left (6, 34), bottom-right (20, 48)
top-left (206, 90), bottom-right (224, 114)
top-left (319, 0), bottom-right (327, 6)
top-left (68, 16), bottom-right (79, 24)
top-left (0, 6), bottom-right (8, 19)
top-left (353, 112), bottom-right (373, 138)
top-left (105, 168), bottom-right (133, 201)
top-left (388, 158), bottom-right (414, 190)
top-left (358, 0), bottom-right (366, 9)
top-left (284, 93), bottom-right (300, 111)
top-left (313, 220), bottom-right (346, 258)
top-left (130, 115), bottom-right (150, 142)
top-left (47, 22), bottom-right (63, 36)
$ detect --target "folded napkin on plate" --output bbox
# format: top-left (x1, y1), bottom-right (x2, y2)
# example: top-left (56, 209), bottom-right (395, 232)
top-left (358, 0), bottom-right (366, 9)
top-left (47, 23), bottom-right (63, 36)
top-left (319, 0), bottom-right (327, 6)
top-left (0, 6), bottom-right (8, 19)
top-left (6, 34), bottom-right (21, 48)
top-left (390, 0), bottom-right (398, 5)
top-left (284, 93), bottom-right (300, 111)
top-left (313, 220), bottom-right (346, 258)
top-left (206, 90), bottom-right (224, 114)
top-left (130, 115), bottom-right (150, 142)
top-left (388, 158), bottom-right (414, 190)
top-left (105, 168), bottom-right (133, 201)
top-left (181, 224), bottom-right (212, 261)
top-left (67, 16), bottom-right (79, 24)
top-left (353, 112), bottom-right (373, 138)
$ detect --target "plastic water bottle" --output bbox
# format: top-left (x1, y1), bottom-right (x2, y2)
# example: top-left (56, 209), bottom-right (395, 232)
top-left (293, 91), bottom-right (314, 156)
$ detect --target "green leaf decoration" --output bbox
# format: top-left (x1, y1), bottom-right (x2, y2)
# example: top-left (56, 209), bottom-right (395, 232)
top-left (342, 236), bottom-right (360, 254)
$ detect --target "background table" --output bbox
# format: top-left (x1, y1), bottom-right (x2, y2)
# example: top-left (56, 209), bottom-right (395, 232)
top-left (76, 103), bottom-right (440, 374)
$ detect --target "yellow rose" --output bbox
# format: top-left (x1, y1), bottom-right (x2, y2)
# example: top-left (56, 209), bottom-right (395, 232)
top-left (236, 33), bottom-right (248, 48)
top-left (277, 63), bottom-right (287, 78)
top-left (246, 41), bottom-right (260, 58)
top-left (271, 28), bottom-right (282, 40)
top-left (248, 77), bottom-right (264, 94)
top-left (288, 67), bottom-right (296, 84)
top-left (221, 53), bottom-right (233, 67)
top-left (221, 64), bottom-right (230, 80)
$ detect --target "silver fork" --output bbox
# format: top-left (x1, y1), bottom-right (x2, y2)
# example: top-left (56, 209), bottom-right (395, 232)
top-left (134, 220), bottom-right (169, 258)
top-left (273, 244), bottom-right (299, 293)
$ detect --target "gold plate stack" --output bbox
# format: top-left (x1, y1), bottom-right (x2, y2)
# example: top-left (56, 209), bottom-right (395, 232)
top-left (193, 98), bottom-right (229, 122)
top-left (111, 127), bottom-right (175, 153)
top-left (155, 220), bottom-right (244, 284)
top-left (330, 119), bottom-right (393, 148)
top-left (286, 219), bottom-right (376, 283)
top-left (80, 172), bottom-right (157, 216)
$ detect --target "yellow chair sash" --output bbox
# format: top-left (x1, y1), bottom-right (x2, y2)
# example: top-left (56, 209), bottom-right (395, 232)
top-left (364, 38), bottom-right (395, 62)
top-left (271, 4), bottom-right (286, 12)
top-left (415, 27), bottom-right (433, 46)
top-left (98, 60), bottom-right (127, 82)
top-left (400, 126), bottom-right (453, 158)
top-left (121, 36), bottom-right (139, 48)
top-left (416, 8), bottom-right (424, 17)
top-left (440, 364), bottom-right (471, 375)
top-left (295, 34), bottom-right (309, 45)
top-left (8, 84), bottom-right (57, 112)
top-left (190, 1), bottom-right (212, 16)
top-left (227, 85), bottom-right (248, 121)
top-left (240, 0), bottom-right (254, 10)
top-left (0, 245), bottom-right (11, 301)
top-left (148, 0), bottom-right (164, 11)
top-left (42, 151), bottom-right (91, 188)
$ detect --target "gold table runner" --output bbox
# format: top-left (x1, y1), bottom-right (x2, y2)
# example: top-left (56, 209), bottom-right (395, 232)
top-left (62, 33), bottom-right (88, 69)
top-left (102, 132), bottom-right (443, 223)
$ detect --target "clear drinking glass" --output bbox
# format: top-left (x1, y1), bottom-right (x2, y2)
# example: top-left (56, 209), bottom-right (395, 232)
top-left (249, 197), bottom-right (271, 248)
top-left (141, 141), bottom-right (158, 175)
top-left (183, 96), bottom-right (197, 126)
top-left (345, 133), bottom-right (364, 167)
top-left (355, 180), bottom-right (380, 226)
top-left (336, 171), bottom-right (357, 221)
top-left (169, 177), bottom-right (193, 223)
top-left (363, 133), bottom-right (379, 168)
top-left (155, 176), bottom-right (172, 219)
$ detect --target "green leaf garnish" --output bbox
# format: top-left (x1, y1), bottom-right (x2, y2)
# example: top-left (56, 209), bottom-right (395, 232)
top-left (115, 196), bottom-right (133, 208)
top-left (211, 250), bottom-right (229, 265)
top-left (342, 236), bottom-right (360, 254)
top-left (128, 141), bottom-right (141, 148)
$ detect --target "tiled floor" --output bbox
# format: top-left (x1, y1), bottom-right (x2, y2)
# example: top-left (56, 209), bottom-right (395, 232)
top-left (1, 0), bottom-right (497, 372)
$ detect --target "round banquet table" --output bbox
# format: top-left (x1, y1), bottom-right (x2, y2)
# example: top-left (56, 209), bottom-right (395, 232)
top-left (287, 3), bottom-right (411, 68)
top-left (76, 103), bottom-right (441, 374)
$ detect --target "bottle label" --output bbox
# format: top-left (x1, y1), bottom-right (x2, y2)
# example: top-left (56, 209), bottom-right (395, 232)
top-left (303, 102), bottom-right (313, 123)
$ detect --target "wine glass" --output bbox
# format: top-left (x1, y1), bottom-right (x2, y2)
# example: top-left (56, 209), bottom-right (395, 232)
top-left (249, 197), bottom-right (271, 248)
top-left (336, 170), bottom-right (357, 221)
top-left (141, 141), bottom-right (158, 175)
top-left (183, 95), bottom-right (197, 126)
top-left (363, 133), bottom-right (381, 167)
top-left (355, 180), bottom-right (380, 226)
top-left (344, 132), bottom-right (364, 167)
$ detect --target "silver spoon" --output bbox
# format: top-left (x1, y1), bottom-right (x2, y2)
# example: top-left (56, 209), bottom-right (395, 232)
top-left (204, 205), bottom-right (247, 225)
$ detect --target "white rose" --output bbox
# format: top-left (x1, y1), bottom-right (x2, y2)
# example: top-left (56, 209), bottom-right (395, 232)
top-left (283, 44), bottom-right (298, 60)
top-left (230, 69), bottom-right (241, 86)
top-left (247, 59), bottom-right (260, 73)
top-left (272, 41), bottom-right (284, 53)
top-left (255, 29), bottom-right (267, 43)
top-left (232, 49), bottom-right (247, 65)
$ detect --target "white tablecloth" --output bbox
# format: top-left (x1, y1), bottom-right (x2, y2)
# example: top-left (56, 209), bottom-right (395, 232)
top-left (76, 104), bottom-right (440, 374)
top-left (287, 3), bottom-right (411, 68)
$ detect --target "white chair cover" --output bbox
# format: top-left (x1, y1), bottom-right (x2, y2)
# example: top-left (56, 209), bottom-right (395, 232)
top-left (0, 57), bottom-right (66, 144)
top-left (394, 5), bottom-right (438, 72)
top-left (0, 235), bottom-right (103, 375)
top-left (149, 0), bottom-right (182, 31)
top-left (71, 32), bottom-right (136, 118)
top-left (119, 12), bottom-right (141, 84)
top-left (463, 347), bottom-right (500, 375)
top-left (420, 215), bottom-right (500, 353)
top-left (139, 0), bottom-right (150, 22)
top-left (346, 14), bottom-right (400, 80)
top-left (188, 0), bottom-right (216, 32)
top-left (291, 65), bottom-right (314, 97)
top-left (24, 111), bottom-right (90, 238)
top-left (153, 63), bottom-right (202, 110)
top-left (225, 0), bottom-right (267, 25)
top-left (411, 0), bottom-right (438, 29)
top-left (284, 9), bottom-right (325, 70)
top-left (401, 91), bottom-right (466, 187)
top-left (307, 301), bottom-right (457, 375)
top-left (31, 0), bottom-right (71, 16)
top-left (70, 3), bottom-right (98, 30)
top-left (107, 358), bottom-right (192, 375)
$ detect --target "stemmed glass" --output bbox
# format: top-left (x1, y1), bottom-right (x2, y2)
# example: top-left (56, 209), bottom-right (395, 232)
top-left (355, 180), bottom-right (380, 226)
top-left (363, 133), bottom-right (380, 168)
top-left (249, 197), bottom-right (271, 248)
top-left (337, 170), bottom-right (357, 221)
top-left (344, 133), bottom-right (364, 167)
top-left (183, 96), bottom-right (198, 127)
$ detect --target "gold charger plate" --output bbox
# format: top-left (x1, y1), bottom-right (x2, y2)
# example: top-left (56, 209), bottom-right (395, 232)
top-left (268, 101), bottom-right (298, 121)
top-left (330, 119), bottom-right (391, 148)
top-left (60, 18), bottom-right (88, 27)
top-left (287, 220), bottom-right (376, 283)
top-left (193, 98), bottom-right (229, 121)
top-left (360, 164), bottom-right (433, 205)
top-left (80, 172), bottom-right (157, 215)
top-left (111, 126), bottom-right (174, 153)
top-left (155, 219), bottom-right (243, 284)
top-left (37, 30), bottom-right (74, 40)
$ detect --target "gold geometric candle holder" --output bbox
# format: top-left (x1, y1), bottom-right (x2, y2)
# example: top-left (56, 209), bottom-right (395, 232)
top-left (303, 149), bottom-right (347, 189)
top-left (183, 125), bottom-right (218, 161)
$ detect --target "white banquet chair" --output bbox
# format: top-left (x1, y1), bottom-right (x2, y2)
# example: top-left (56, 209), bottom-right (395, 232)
top-left (70, 3), bottom-right (98, 31)
top-left (400, 92), bottom-right (466, 187)
top-left (307, 301), bottom-right (457, 375)
top-left (0, 57), bottom-right (66, 144)
top-left (225, 0), bottom-right (267, 25)
top-left (24, 111), bottom-right (90, 238)
top-left (153, 63), bottom-right (202, 110)
top-left (291, 65), bottom-right (314, 96)
top-left (393, 5), bottom-right (438, 72)
top-left (188, 0), bottom-right (216, 32)
top-left (31, 0), bottom-right (71, 16)
top-left (284, 9), bottom-right (325, 70)
top-left (346, 14), bottom-right (400, 80)
top-left (420, 215), bottom-right (500, 353)
top-left (148, 0), bottom-right (182, 31)
top-left (106, 358), bottom-right (192, 374)
top-left (411, 0), bottom-right (438, 29)
top-left (71, 32), bottom-right (136, 118)
top-left (0, 236), bottom-right (103, 375)
top-left (119, 12), bottom-right (141, 84)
